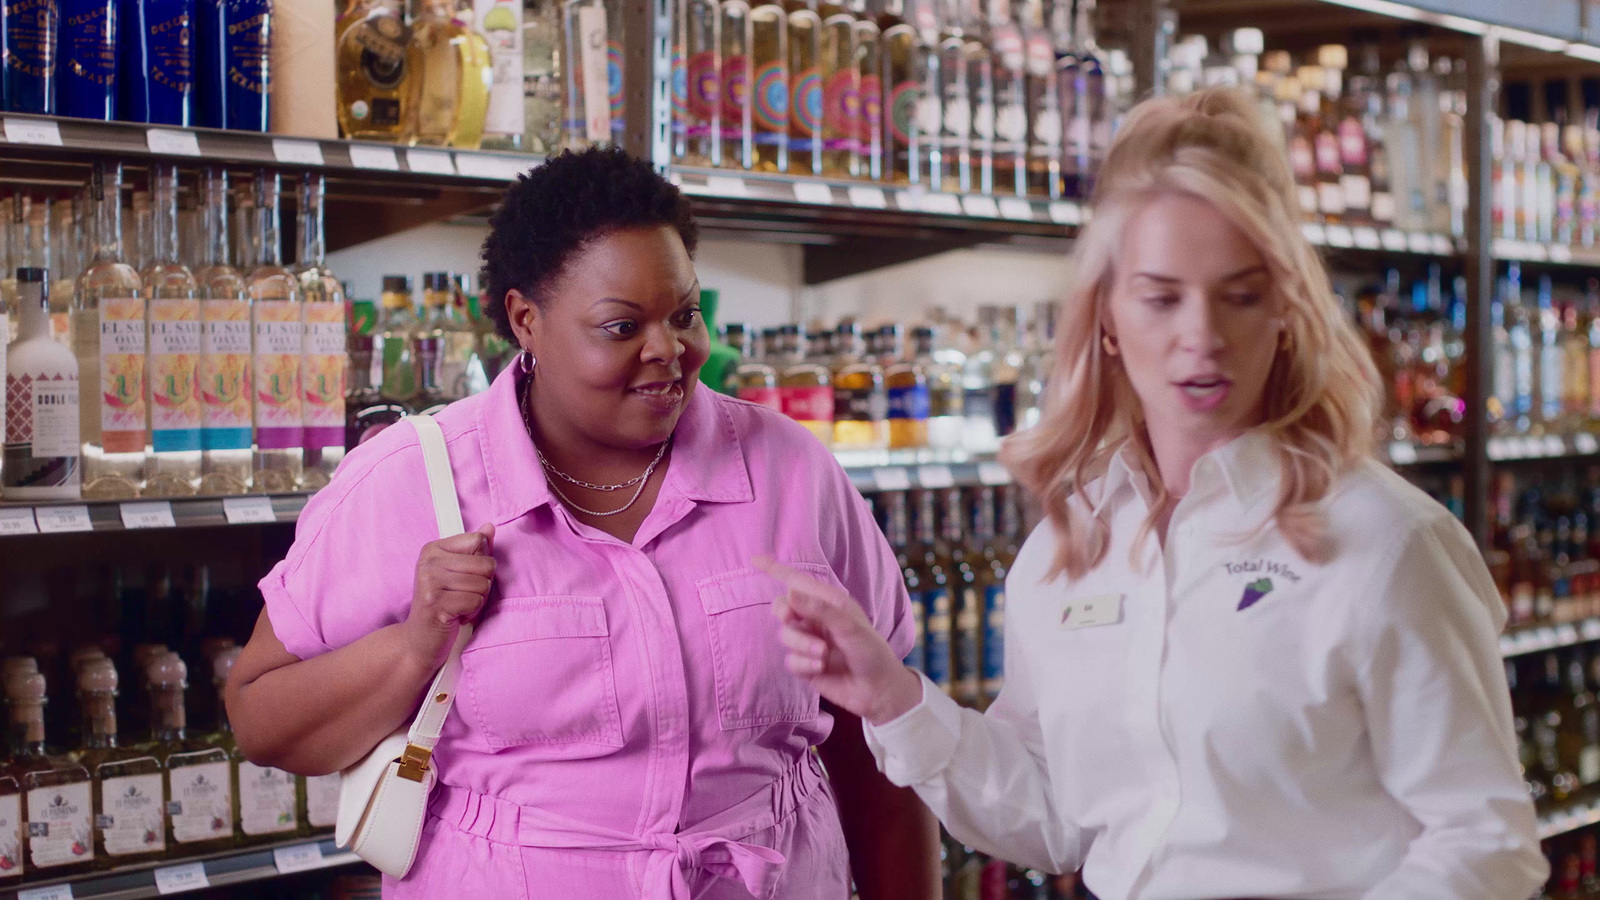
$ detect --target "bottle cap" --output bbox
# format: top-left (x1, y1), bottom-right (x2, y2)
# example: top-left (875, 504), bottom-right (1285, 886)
top-left (2, 657), bottom-right (39, 682)
top-left (1228, 27), bottom-right (1263, 56)
top-left (383, 275), bottom-right (413, 294)
top-left (201, 636), bottom-right (237, 663)
top-left (147, 651), bottom-right (188, 688)
top-left (16, 267), bottom-right (47, 284)
top-left (4, 670), bottom-right (45, 703)
top-left (1316, 44), bottom-right (1348, 70)
top-left (77, 657), bottom-right (118, 694)
top-left (212, 646), bottom-right (242, 682)
top-left (423, 272), bottom-right (453, 291)
top-left (69, 645), bottom-right (109, 673)
top-left (133, 643), bottom-right (170, 675)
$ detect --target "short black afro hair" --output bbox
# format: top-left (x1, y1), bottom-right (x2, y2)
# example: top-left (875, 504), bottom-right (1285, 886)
top-left (479, 146), bottom-right (699, 341)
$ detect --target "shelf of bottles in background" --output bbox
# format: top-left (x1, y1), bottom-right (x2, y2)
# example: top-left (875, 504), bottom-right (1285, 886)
top-left (335, 0), bottom-right (413, 143)
top-left (76, 658), bottom-right (168, 867)
top-left (4, 268), bottom-right (81, 501)
top-left (522, 0), bottom-right (563, 153)
top-left (247, 171), bottom-right (303, 493)
top-left (142, 164), bottom-right (203, 498)
top-left (832, 321), bottom-right (889, 450)
top-left (194, 168), bottom-right (253, 496)
top-left (55, 0), bottom-right (117, 120)
top-left (562, 0), bottom-right (614, 148)
top-left (297, 174), bottom-right (346, 492)
top-left (197, 0), bottom-right (273, 131)
top-left (118, 0), bottom-right (197, 125)
top-left (2, 0), bottom-right (58, 113)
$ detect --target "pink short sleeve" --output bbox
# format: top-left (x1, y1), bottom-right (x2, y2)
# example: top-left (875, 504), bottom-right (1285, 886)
top-left (819, 462), bottom-right (916, 660)
top-left (258, 429), bottom-right (440, 660)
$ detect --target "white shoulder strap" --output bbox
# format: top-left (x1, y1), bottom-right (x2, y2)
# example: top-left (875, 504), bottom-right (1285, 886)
top-left (405, 415), bottom-right (474, 752)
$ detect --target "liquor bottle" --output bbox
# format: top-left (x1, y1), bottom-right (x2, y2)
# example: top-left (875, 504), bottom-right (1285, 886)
top-left (196, 0), bottom-right (273, 131)
top-left (194, 169), bottom-right (252, 496)
top-left (522, 0), bottom-right (563, 153)
top-left (72, 161), bottom-right (147, 501)
top-left (117, 0), bottom-right (196, 125)
top-left (141, 164), bottom-right (202, 498)
top-left (1564, 293), bottom-right (1590, 435)
top-left (1494, 118), bottom-right (1517, 242)
top-left (853, 0), bottom-right (882, 180)
top-left (724, 323), bottom-right (781, 409)
top-left (4, 268), bottom-right (80, 500)
top-left (1442, 60), bottom-right (1468, 238)
top-left (128, 188), bottom-right (153, 274)
top-left (2, 0), bottom-right (58, 114)
top-left (962, 0), bottom-right (994, 196)
top-left (297, 175), bottom-right (347, 491)
top-left (911, 0), bottom-right (941, 186)
top-left (674, 0), bottom-right (722, 166)
top-left (606, 0), bottom-right (626, 147)
top-left (58, 0), bottom-right (117, 120)
top-left (1538, 275), bottom-right (1565, 435)
top-left (561, 0), bottom-right (614, 149)
top-left (476, 0), bottom-right (526, 150)
top-left (412, 293), bottom-right (447, 416)
top-left (987, 0), bottom-right (1025, 196)
top-left (787, 0), bottom-right (824, 176)
top-left (247, 171), bottom-right (304, 493)
top-left (884, 325), bottom-right (929, 449)
top-left (408, 0), bottom-right (494, 149)
top-left (912, 488), bottom-right (953, 693)
top-left (377, 275), bottom-right (420, 406)
top-left (6, 670), bottom-right (95, 876)
top-left (1317, 45), bottom-right (1368, 224)
top-left (777, 324), bottom-right (832, 443)
top-left (1560, 125), bottom-right (1584, 248)
top-left (1019, 0), bottom-right (1055, 197)
top-left (1385, 63), bottom-right (1425, 233)
top-left (1582, 126), bottom-right (1600, 250)
top-left (750, 0), bottom-right (789, 171)
top-left (912, 324), bottom-right (962, 452)
top-left (962, 306), bottom-right (999, 453)
top-left (1306, 59), bottom-right (1347, 225)
top-left (71, 659), bottom-right (166, 866)
top-left (943, 488), bottom-right (981, 706)
top-left (831, 321), bottom-right (889, 450)
top-left (934, 0), bottom-right (969, 192)
top-left (1534, 122), bottom-right (1557, 246)
top-left (970, 484), bottom-right (1005, 702)
top-left (1517, 120), bottom-right (1540, 244)
top-left (990, 306), bottom-right (1024, 436)
top-left (1490, 288), bottom-right (1514, 437)
top-left (0, 722), bottom-right (18, 883)
top-left (144, 653), bottom-right (235, 851)
top-left (720, 0), bottom-right (754, 169)
top-left (877, 0), bottom-right (919, 184)
top-left (1562, 651), bottom-right (1600, 792)
top-left (430, 272), bottom-right (484, 402)
top-left (1059, 0), bottom-right (1103, 202)
top-left (1347, 43), bottom-right (1390, 227)
top-left (818, 0), bottom-right (858, 178)
top-left (335, 0), bottom-right (413, 141)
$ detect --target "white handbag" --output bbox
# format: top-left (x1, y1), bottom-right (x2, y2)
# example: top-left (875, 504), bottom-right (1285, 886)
top-left (335, 414), bottom-right (475, 879)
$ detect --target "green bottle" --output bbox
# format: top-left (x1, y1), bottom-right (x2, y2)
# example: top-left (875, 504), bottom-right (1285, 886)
top-left (697, 288), bottom-right (741, 395)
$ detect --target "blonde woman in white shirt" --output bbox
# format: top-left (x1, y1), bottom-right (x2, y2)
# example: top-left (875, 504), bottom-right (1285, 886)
top-left (755, 87), bottom-right (1548, 900)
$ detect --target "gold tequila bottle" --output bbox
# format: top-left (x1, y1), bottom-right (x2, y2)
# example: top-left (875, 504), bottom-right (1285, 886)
top-left (407, 0), bottom-right (494, 148)
top-left (141, 164), bottom-right (202, 499)
top-left (675, 0), bottom-right (723, 166)
top-left (145, 653), bottom-right (235, 852)
top-left (853, 0), bottom-right (882, 180)
top-left (297, 174), bottom-right (347, 491)
top-left (877, 0), bottom-right (919, 184)
top-left (6, 670), bottom-right (95, 877)
top-left (750, 0), bottom-right (790, 171)
top-left (818, 0), bottom-right (859, 177)
top-left (336, 0), bottom-right (414, 141)
top-left (777, 324), bottom-right (832, 443)
top-left (787, 0), bottom-right (824, 175)
top-left (830, 321), bottom-right (888, 449)
top-left (72, 161), bottom-right (147, 501)
top-left (720, 0), bottom-right (754, 169)
top-left (247, 172), bottom-right (304, 494)
top-left (195, 169), bottom-right (253, 496)
top-left (72, 659), bottom-right (165, 867)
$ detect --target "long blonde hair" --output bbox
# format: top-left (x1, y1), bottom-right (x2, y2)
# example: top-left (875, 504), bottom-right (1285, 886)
top-left (1001, 87), bottom-right (1382, 581)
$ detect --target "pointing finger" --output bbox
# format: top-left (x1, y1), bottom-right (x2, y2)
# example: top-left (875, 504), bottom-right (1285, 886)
top-left (752, 556), bottom-right (845, 607)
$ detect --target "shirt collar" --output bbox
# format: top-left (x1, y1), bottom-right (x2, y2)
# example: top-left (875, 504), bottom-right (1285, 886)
top-left (659, 386), bottom-right (754, 504)
top-left (478, 365), bottom-right (555, 522)
top-left (1092, 428), bottom-right (1280, 516)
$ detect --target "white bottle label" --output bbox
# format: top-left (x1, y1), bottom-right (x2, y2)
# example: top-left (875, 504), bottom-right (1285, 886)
top-left (238, 763), bottom-right (298, 836)
top-left (8, 373), bottom-right (80, 459)
top-left (167, 758), bottom-right (233, 844)
top-left (477, 0), bottom-right (526, 137)
top-left (305, 774), bottom-right (341, 828)
top-left (0, 792), bottom-right (21, 879)
top-left (578, 6), bottom-right (611, 143)
top-left (26, 781), bottom-right (93, 868)
top-left (98, 771), bottom-right (166, 856)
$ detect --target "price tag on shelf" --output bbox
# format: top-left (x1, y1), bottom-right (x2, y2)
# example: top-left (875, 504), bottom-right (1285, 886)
top-left (271, 139), bottom-right (325, 166)
top-left (18, 884), bottom-right (74, 900)
top-left (1487, 437), bottom-right (1508, 460)
top-left (704, 175), bottom-right (749, 198)
top-left (1352, 226), bottom-right (1381, 249)
top-left (407, 149), bottom-right (457, 175)
top-left (920, 193), bottom-right (964, 215)
top-left (1552, 244), bottom-right (1574, 264)
top-left (793, 181), bottom-right (834, 205)
top-left (146, 128), bottom-right (201, 156)
top-left (1575, 433), bottom-right (1599, 455)
top-left (273, 842), bottom-right (326, 874)
top-left (1545, 435), bottom-right (1568, 456)
top-left (961, 195), bottom-right (1001, 218)
top-left (1324, 224), bottom-right (1354, 248)
top-left (1428, 234), bottom-right (1451, 255)
top-left (0, 507), bottom-right (38, 535)
top-left (1386, 442), bottom-right (1418, 465)
top-left (35, 505), bottom-right (93, 533)
top-left (1299, 222), bottom-right (1327, 245)
top-left (1380, 229), bottom-right (1408, 252)
top-left (1047, 201), bottom-right (1081, 225)
top-left (454, 153), bottom-right (513, 180)
top-left (916, 464), bottom-right (956, 488)
top-left (847, 185), bottom-right (888, 209)
top-left (155, 861), bottom-right (211, 894)
top-left (977, 461), bottom-right (1011, 485)
top-left (1558, 623), bottom-right (1580, 646)
top-left (1584, 618), bottom-right (1600, 640)
top-left (4, 118), bottom-right (62, 146)
top-left (121, 501), bottom-right (176, 529)
top-left (223, 496), bottom-right (277, 525)
top-left (348, 144), bottom-right (400, 170)
top-left (1528, 243), bottom-right (1550, 261)
top-left (998, 197), bottom-right (1035, 221)
top-left (1406, 231), bottom-right (1432, 254)
top-left (1518, 436), bottom-right (1543, 458)
top-left (871, 467), bottom-right (912, 492)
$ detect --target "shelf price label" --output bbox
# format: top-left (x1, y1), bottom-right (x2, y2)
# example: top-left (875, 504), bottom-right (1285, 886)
top-left (1406, 231), bottom-right (1432, 254)
top-left (1380, 229), bottom-right (1409, 252)
top-left (273, 843), bottom-right (326, 874)
top-left (223, 495), bottom-right (278, 524)
top-left (793, 181), bottom-right (835, 205)
top-left (18, 885), bottom-right (74, 900)
top-left (871, 467), bottom-right (912, 492)
top-left (1551, 244), bottom-right (1575, 264)
top-left (1047, 201), bottom-right (1081, 225)
top-left (1299, 222), bottom-right (1327, 245)
top-left (703, 175), bottom-right (749, 198)
top-left (35, 505), bottom-right (93, 533)
top-left (146, 128), bottom-right (202, 156)
top-left (121, 501), bottom-right (176, 529)
top-left (998, 197), bottom-right (1035, 221)
top-left (1386, 442), bottom-right (1418, 465)
top-left (456, 153), bottom-right (528, 181)
top-left (1575, 433), bottom-right (1599, 455)
top-left (920, 193), bottom-right (964, 216)
top-left (348, 144), bottom-right (401, 171)
top-left (961, 195), bottom-right (1001, 219)
top-left (1352, 227), bottom-right (1381, 249)
top-left (407, 149), bottom-right (457, 175)
top-left (272, 139), bottom-right (325, 166)
top-left (916, 464), bottom-right (956, 488)
top-left (155, 861), bottom-right (211, 894)
top-left (0, 507), bottom-right (38, 535)
top-left (1324, 224), bottom-right (1354, 248)
top-left (847, 185), bottom-right (888, 209)
top-left (3, 118), bottom-right (63, 146)
top-left (977, 461), bottom-right (1011, 485)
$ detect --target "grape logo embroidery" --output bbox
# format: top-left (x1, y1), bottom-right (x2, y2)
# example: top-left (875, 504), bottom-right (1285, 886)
top-left (1237, 578), bottom-right (1274, 611)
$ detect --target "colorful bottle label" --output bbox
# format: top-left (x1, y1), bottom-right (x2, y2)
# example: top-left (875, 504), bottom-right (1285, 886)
top-left (0, 793), bottom-right (20, 879)
top-left (98, 771), bottom-right (166, 857)
top-left (253, 301), bottom-right (304, 450)
top-left (100, 297), bottom-right (149, 454)
top-left (670, 44), bottom-right (688, 124)
top-left (687, 50), bottom-right (719, 138)
top-left (790, 66), bottom-right (822, 146)
top-left (302, 303), bottom-right (347, 449)
top-left (237, 763), bottom-right (298, 836)
top-left (822, 68), bottom-right (859, 152)
top-left (477, 0), bottom-right (525, 138)
top-left (4, 371), bottom-right (80, 490)
top-left (888, 79), bottom-right (918, 146)
top-left (737, 385), bottom-right (782, 410)
top-left (305, 774), bottom-right (341, 829)
top-left (858, 73), bottom-right (882, 146)
top-left (26, 782), bottom-right (92, 868)
top-left (834, 384), bottom-right (886, 422)
top-left (753, 60), bottom-right (788, 140)
top-left (200, 299), bottom-right (253, 450)
top-left (779, 385), bottom-right (833, 423)
top-left (888, 383), bottom-right (930, 421)
top-left (149, 298), bottom-right (203, 453)
top-left (721, 53), bottom-right (748, 140)
top-left (167, 758), bottom-right (232, 844)
top-left (922, 588), bottom-right (952, 689)
top-left (607, 38), bottom-right (625, 128)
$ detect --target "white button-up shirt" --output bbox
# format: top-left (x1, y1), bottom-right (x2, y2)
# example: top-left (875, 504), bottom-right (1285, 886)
top-left (865, 431), bottom-right (1548, 900)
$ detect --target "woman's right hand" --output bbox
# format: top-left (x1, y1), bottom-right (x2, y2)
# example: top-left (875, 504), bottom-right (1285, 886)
top-left (402, 522), bottom-right (497, 668)
top-left (755, 556), bottom-right (925, 726)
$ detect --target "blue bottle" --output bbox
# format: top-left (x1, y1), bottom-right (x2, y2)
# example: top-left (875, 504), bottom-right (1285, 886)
top-left (195, 0), bottom-right (269, 131)
top-left (118, 0), bottom-right (194, 125)
top-left (57, 0), bottom-right (116, 119)
top-left (3, 0), bottom-right (60, 114)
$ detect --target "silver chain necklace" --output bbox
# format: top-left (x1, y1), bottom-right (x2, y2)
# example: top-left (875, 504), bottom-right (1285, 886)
top-left (521, 382), bottom-right (670, 517)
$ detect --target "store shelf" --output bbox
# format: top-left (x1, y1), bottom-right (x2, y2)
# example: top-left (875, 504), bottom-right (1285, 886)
top-left (842, 455), bottom-right (1013, 494)
top-left (1501, 618), bottom-right (1600, 658)
top-left (1488, 433), bottom-right (1600, 462)
top-left (1493, 239), bottom-right (1600, 267)
top-left (1382, 441), bottom-right (1462, 467)
top-left (1300, 222), bottom-right (1458, 257)
top-left (1, 837), bottom-right (361, 900)
top-left (1540, 800), bottom-right (1600, 841)
top-left (0, 493), bottom-right (307, 537)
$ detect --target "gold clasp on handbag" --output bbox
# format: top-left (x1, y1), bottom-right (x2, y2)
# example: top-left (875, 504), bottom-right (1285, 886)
top-left (396, 744), bottom-right (433, 782)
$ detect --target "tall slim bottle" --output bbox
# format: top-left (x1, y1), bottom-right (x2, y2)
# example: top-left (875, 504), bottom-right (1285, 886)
top-left (561, 0), bottom-right (613, 149)
top-left (73, 659), bottom-right (166, 866)
top-left (1059, 0), bottom-right (1102, 202)
top-left (935, 0), bottom-right (969, 192)
top-left (521, 0), bottom-right (563, 153)
top-left (750, 0), bottom-right (790, 170)
top-left (877, 0), bottom-right (919, 184)
top-left (407, 0), bottom-right (493, 148)
top-left (988, 0), bottom-right (1026, 196)
top-left (195, 169), bottom-right (252, 496)
top-left (0, 722), bottom-right (18, 884)
top-left (142, 164), bottom-right (202, 498)
top-left (2, 0), bottom-right (58, 113)
top-left (606, 0), bottom-right (626, 146)
top-left (196, 0), bottom-right (272, 131)
top-left (720, 0), bottom-right (754, 168)
top-left (4, 268), bottom-right (80, 500)
top-left (675, 0), bottom-right (722, 165)
top-left (6, 670), bottom-right (94, 877)
top-left (1020, 0), bottom-right (1056, 197)
top-left (853, 0), bottom-right (881, 180)
top-left (58, 0), bottom-right (117, 120)
top-left (962, 0), bottom-right (993, 195)
top-left (476, 0), bottom-right (526, 150)
top-left (144, 654), bottom-right (235, 852)
top-left (118, 0), bottom-right (196, 125)
top-left (247, 171), bottom-right (303, 493)
top-left (913, 323), bottom-right (963, 452)
top-left (297, 175), bottom-right (345, 491)
top-left (818, 0), bottom-right (858, 178)
top-left (378, 275), bottom-right (420, 407)
top-left (72, 161), bottom-right (146, 501)
top-left (787, 0), bottom-right (824, 176)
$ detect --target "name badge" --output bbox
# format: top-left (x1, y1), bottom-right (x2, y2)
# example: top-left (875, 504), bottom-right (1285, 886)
top-left (1061, 594), bottom-right (1123, 629)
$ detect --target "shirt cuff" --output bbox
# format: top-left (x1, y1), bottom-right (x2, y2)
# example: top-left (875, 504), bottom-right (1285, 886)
top-left (861, 670), bottom-right (964, 787)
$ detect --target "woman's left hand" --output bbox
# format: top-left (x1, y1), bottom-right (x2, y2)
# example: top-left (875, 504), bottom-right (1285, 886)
top-left (755, 556), bottom-right (924, 726)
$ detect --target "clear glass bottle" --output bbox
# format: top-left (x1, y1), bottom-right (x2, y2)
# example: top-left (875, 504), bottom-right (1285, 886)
top-left (720, 0), bottom-right (755, 169)
top-left (912, 488), bottom-right (953, 693)
top-left (1059, 0), bottom-right (1103, 202)
top-left (561, 0), bottom-right (614, 149)
top-left (4, 268), bottom-right (81, 501)
top-left (935, 0), bottom-right (970, 193)
top-left (522, 0), bottom-right (564, 153)
top-left (296, 175), bottom-right (347, 491)
top-left (914, 323), bottom-right (964, 452)
top-left (877, 0), bottom-right (921, 185)
top-left (142, 164), bottom-right (202, 499)
top-left (962, 0), bottom-right (994, 196)
top-left (1385, 64), bottom-right (1426, 233)
top-left (195, 169), bottom-right (254, 497)
top-left (962, 306), bottom-right (1000, 453)
top-left (407, 0), bottom-right (494, 149)
top-left (72, 659), bottom-right (166, 867)
top-left (379, 275), bottom-right (422, 407)
top-left (750, 0), bottom-right (790, 171)
top-left (428, 272), bottom-right (484, 403)
top-left (1563, 292), bottom-right (1590, 435)
top-left (676, 0), bottom-right (723, 166)
top-left (853, 0), bottom-right (882, 180)
top-left (777, 324), bottom-right (833, 443)
top-left (988, 0), bottom-right (1026, 196)
top-left (1508, 265), bottom-right (1535, 435)
top-left (787, 0), bottom-right (825, 176)
top-left (884, 324), bottom-right (929, 450)
top-left (72, 161), bottom-right (147, 501)
top-left (144, 653), bottom-right (235, 852)
top-left (818, 0), bottom-right (858, 178)
top-left (477, 0), bottom-right (528, 150)
top-left (1537, 274), bottom-right (1564, 435)
top-left (335, 0), bottom-right (414, 141)
top-left (1020, 0), bottom-right (1056, 197)
top-left (831, 321), bottom-right (889, 450)
top-left (247, 172), bottom-right (304, 494)
top-left (1559, 125), bottom-right (1584, 248)
top-left (6, 670), bottom-right (95, 877)
top-left (725, 323), bottom-right (781, 408)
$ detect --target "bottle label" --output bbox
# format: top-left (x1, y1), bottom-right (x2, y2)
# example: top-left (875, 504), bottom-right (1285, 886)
top-left (148, 5), bottom-right (194, 99)
top-left (981, 585), bottom-right (1004, 685)
top-left (1314, 131), bottom-right (1341, 176)
top-left (1317, 182), bottom-right (1345, 216)
top-left (577, 6), bottom-right (611, 143)
top-left (972, 98), bottom-right (995, 142)
top-left (302, 304), bottom-right (347, 445)
top-left (887, 383), bottom-right (930, 420)
top-left (791, 67), bottom-right (823, 142)
top-left (352, 14), bottom-right (409, 90)
top-left (722, 53), bottom-right (749, 139)
top-left (780, 385), bottom-right (834, 423)
top-left (25, 782), bottom-right (92, 868)
top-left (888, 79), bottom-right (919, 145)
top-left (167, 758), bottom-right (232, 843)
top-left (200, 300), bottom-right (254, 448)
top-left (1032, 106), bottom-right (1061, 148)
top-left (753, 60), bottom-right (788, 138)
top-left (226, 5), bottom-right (271, 97)
top-left (6, 0), bottom-right (56, 81)
top-left (922, 588), bottom-right (952, 689)
top-left (834, 384), bottom-right (887, 422)
top-left (942, 95), bottom-right (971, 139)
top-left (0, 792), bottom-right (20, 879)
top-left (1583, 746), bottom-right (1600, 785)
top-left (98, 771), bottom-right (166, 856)
top-left (100, 297), bottom-right (149, 453)
top-left (670, 44), bottom-right (688, 125)
top-left (253, 301), bottom-right (304, 450)
top-left (4, 372), bottom-right (81, 488)
top-left (238, 763), bottom-right (298, 836)
top-left (149, 298), bottom-right (203, 453)
top-left (608, 38), bottom-right (625, 126)
top-left (477, 0), bottom-right (526, 137)
top-left (305, 774), bottom-right (342, 828)
top-left (737, 385), bottom-right (782, 411)
top-left (1340, 174), bottom-right (1371, 213)
top-left (929, 383), bottom-right (963, 419)
top-left (687, 50), bottom-right (719, 138)
top-left (822, 68), bottom-right (859, 152)
top-left (1024, 33), bottom-right (1051, 78)
top-left (858, 73), bottom-right (882, 147)
top-left (964, 386), bottom-right (994, 421)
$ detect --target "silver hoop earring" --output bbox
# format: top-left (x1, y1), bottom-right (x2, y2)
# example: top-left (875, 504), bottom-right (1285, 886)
top-left (517, 349), bottom-right (536, 374)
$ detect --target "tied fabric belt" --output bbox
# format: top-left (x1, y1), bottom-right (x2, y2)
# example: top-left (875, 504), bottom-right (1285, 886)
top-left (428, 753), bottom-right (826, 899)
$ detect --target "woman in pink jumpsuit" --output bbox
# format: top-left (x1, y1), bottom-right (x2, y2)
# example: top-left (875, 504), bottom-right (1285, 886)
top-left (224, 148), bottom-right (940, 898)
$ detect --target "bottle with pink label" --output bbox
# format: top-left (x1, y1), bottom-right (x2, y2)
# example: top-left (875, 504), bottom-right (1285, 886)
top-left (196, 168), bottom-right (255, 496)
top-left (141, 164), bottom-right (203, 498)
top-left (246, 171), bottom-right (304, 494)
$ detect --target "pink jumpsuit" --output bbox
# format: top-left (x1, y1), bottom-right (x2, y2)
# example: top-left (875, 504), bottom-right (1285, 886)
top-left (260, 368), bottom-right (915, 898)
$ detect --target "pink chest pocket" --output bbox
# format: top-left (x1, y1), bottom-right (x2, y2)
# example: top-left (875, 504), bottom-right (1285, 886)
top-left (460, 595), bottom-right (626, 753)
top-left (696, 564), bottom-right (828, 730)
